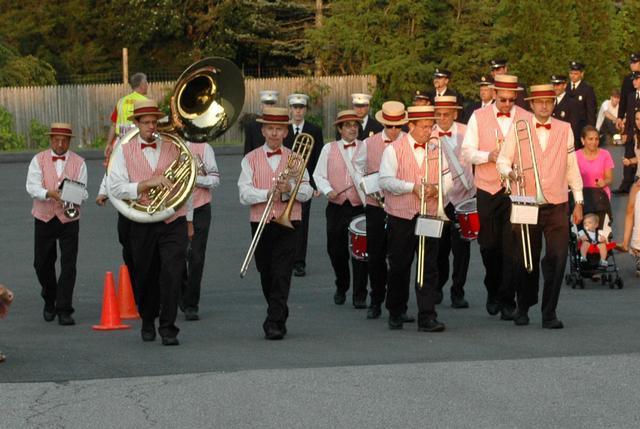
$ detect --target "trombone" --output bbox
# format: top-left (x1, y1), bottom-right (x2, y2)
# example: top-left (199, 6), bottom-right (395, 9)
top-left (416, 137), bottom-right (447, 288)
top-left (508, 120), bottom-right (547, 273)
top-left (240, 133), bottom-right (314, 278)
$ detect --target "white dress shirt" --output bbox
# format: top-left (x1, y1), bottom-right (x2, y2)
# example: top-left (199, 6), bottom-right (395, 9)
top-left (462, 104), bottom-right (515, 165)
top-left (26, 149), bottom-right (88, 201)
top-left (313, 139), bottom-right (359, 196)
top-left (190, 142), bottom-right (220, 190)
top-left (238, 143), bottom-right (312, 206)
top-left (497, 118), bottom-right (583, 202)
top-left (108, 135), bottom-right (162, 200)
top-left (556, 92), bottom-right (565, 105)
top-left (352, 130), bottom-right (404, 185)
top-left (292, 120), bottom-right (305, 136)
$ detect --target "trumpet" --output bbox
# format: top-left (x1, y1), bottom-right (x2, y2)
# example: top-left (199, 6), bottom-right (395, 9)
top-left (509, 120), bottom-right (547, 273)
top-left (240, 133), bottom-right (314, 278)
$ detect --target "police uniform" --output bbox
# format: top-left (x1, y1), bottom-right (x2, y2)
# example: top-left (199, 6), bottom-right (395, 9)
top-left (461, 76), bottom-right (494, 124)
top-left (427, 68), bottom-right (466, 112)
top-left (550, 75), bottom-right (581, 150)
top-left (567, 62), bottom-right (597, 139)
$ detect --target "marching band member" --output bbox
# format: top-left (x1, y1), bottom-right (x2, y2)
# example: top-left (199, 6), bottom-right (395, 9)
top-left (283, 93), bottom-right (324, 277)
top-left (26, 123), bottom-right (88, 325)
top-left (567, 61), bottom-right (597, 144)
top-left (314, 110), bottom-right (368, 308)
top-left (550, 74), bottom-right (581, 150)
top-left (353, 101), bottom-right (407, 319)
top-left (108, 100), bottom-right (188, 346)
top-left (351, 93), bottom-right (383, 140)
top-left (244, 90), bottom-right (279, 155)
top-left (181, 142), bottom-right (220, 321)
top-left (379, 105), bottom-right (452, 332)
top-left (432, 96), bottom-right (475, 309)
top-left (462, 74), bottom-right (532, 321)
top-left (497, 84), bottom-right (583, 329)
top-left (238, 107), bottom-right (313, 340)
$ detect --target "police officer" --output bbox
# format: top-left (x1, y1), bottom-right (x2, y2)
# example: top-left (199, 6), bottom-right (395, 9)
top-left (551, 74), bottom-right (581, 150)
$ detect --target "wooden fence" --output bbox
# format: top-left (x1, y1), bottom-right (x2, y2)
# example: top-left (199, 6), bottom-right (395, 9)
top-left (0, 75), bottom-right (376, 149)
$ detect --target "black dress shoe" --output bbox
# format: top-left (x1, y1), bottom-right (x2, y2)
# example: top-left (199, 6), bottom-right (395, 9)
top-left (58, 313), bottom-right (75, 326)
top-left (399, 313), bottom-right (415, 323)
top-left (333, 291), bottom-right (346, 305)
top-left (264, 326), bottom-right (285, 340)
top-left (353, 299), bottom-right (367, 309)
top-left (184, 308), bottom-right (199, 321)
top-left (141, 330), bottom-right (156, 342)
top-left (500, 306), bottom-right (516, 321)
top-left (542, 318), bottom-right (564, 329)
top-left (161, 336), bottom-right (180, 346)
top-left (451, 297), bottom-right (469, 309)
top-left (367, 304), bottom-right (382, 319)
top-left (418, 319), bottom-right (446, 332)
top-left (486, 300), bottom-right (500, 316)
top-left (434, 290), bottom-right (443, 305)
top-left (43, 307), bottom-right (56, 322)
top-left (293, 264), bottom-right (306, 277)
top-left (388, 316), bottom-right (404, 330)
top-left (513, 310), bottom-right (530, 326)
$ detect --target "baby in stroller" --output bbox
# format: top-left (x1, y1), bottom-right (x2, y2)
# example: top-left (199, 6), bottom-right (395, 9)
top-left (578, 213), bottom-right (609, 267)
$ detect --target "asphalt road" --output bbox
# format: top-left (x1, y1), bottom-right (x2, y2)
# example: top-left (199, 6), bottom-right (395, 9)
top-left (1, 145), bottom-right (639, 428)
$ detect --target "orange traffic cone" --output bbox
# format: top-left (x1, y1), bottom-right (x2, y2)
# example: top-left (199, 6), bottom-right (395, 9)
top-left (93, 271), bottom-right (131, 331)
top-left (117, 264), bottom-right (140, 320)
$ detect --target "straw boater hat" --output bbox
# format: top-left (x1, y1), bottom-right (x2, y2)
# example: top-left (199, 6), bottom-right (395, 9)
top-left (127, 99), bottom-right (164, 121)
top-left (375, 101), bottom-right (408, 126)
top-left (46, 122), bottom-right (75, 138)
top-left (334, 110), bottom-right (362, 126)
top-left (406, 105), bottom-right (435, 122)
top-left (524, 84), bottom-right (556, 101)
top-left (433, 95), bottom-right (462, 110)
top-left (489, 74), bottom-right (524, 91)
top-left (256, 106), bottom-right (291, 125)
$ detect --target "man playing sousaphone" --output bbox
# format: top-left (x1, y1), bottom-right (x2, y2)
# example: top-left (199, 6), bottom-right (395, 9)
top-left (26, 122), bottom-right (88, 326)
top-left (497, 84), bottom-right (583, 329)
top-left (238, 106), bottom-right (313, 340)
top-left (353, 101), bottom-right (407, 319)
top-left (108, 99), bottom-right (189, 346)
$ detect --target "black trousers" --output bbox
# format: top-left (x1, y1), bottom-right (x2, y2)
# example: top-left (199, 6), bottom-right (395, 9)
top-left (437, 202), bottom-right (471, 299)
top-left (117, 213), bottom-right (135, 288)
top-left (182, 203), bottom-right (212, 311)
top-left (513, 203), bottom-right (569, 321)
top-left (33, 218), bottom-right (79, 314)
top-left (476, 188), bottom-right (516, 309)
top-left (385, 214), bottom-right (439, 324)
top-left (251, 220), bottom-right (298, 331)
top-left (326, 201), bottom-right (368, 301)
top-left (619, 140), bottom-right (637, 192)
top-left (365, 205), bottom-right (387, 305)
top-left (129, 217), bottom-right (188, 338)
top-left (293, 199), bottom-right (312, 268)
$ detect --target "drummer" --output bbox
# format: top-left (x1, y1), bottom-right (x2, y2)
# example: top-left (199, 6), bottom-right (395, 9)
top-left (431, 96), bottom-right (475, 309)
top-left (353, 101), bottom-right (408, 319)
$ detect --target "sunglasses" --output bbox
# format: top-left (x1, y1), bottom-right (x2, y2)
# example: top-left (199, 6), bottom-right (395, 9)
top-left (385, 125), bottom-right (403, 129)
top-left (498, 97), bottom-right (517, 103)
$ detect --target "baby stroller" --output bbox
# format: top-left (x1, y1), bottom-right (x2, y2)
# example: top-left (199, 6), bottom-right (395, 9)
top-left (565, 188), bottom-right (623, 289)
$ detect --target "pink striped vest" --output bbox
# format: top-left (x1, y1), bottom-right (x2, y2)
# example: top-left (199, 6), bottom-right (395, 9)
top-left (363, 131), bottom-right (398, 207)
top-left (327, 141), bottom-right (363, 206)
top-left (432, 123), bottom-right (475, 206)
top-left (31, 151), bottom-right (84, 223)
top-left (247, 146), bottom-right (302, 222)
top-left (516, 117), bottom-right (571, 204)
top-left (474, 105), bottom-right (531, 194)
top-left (384, 135), bottom-right (439, 220)
top-left (189, 143), bottom-right (213, 209)
top-left (123, 138), bottom-right (187, 224)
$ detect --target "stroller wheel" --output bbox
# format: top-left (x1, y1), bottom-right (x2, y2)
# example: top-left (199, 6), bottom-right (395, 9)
top-left (566, 273), bottom-right (574, 287)
top-left (578, 277), bottom-right (585, 289)
top-left (616, 277), bottom-right (624, 289)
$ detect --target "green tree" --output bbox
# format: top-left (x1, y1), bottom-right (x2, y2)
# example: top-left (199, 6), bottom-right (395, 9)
top-left (0, 43), bottom-right (56, 86)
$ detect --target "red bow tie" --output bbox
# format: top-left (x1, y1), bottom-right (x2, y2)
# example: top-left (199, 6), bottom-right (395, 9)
top-left (536, 122), bottom-right (551, 129)
top-left (496, 112), bottom-right (511, 118)
top-left (384, 139), bottom-right (392, 143)
top-left (439, 131), bottom-right (452, 137)
top-left (414, 143), bottom-right (426, 150)
top-left (266, 148), bottom-right (282, 158)
top-left (52, 156), bottom-right (66, 162)
top-left (343, 142), bottom-right (356, 149)
top-left (141, 143), bottom-right (157, 150)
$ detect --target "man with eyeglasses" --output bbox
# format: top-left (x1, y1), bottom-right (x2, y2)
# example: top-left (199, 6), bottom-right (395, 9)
top-left (432, 96), bottom-right (475, 310)
top-left (353, 101), bottom-right (408, 320)
top-left (108, 99), bottom-right (188, 346)
top-left (283, 93), bottom-right (324, 277)
top-left (497, 84), bottom-right (583, 329)
top-left (314, 111), bottom-right (368, 309)
top-left (462, 74), bottom-right (532, 322)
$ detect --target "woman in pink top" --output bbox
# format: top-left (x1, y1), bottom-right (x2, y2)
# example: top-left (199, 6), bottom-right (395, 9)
top-left (576, 125), bottom-right (615, 200)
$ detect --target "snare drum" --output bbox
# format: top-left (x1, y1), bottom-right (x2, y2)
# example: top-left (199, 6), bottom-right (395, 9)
top-left (348, 214), bottom-right (367, 261)
top-left (455, 198), bottom-right (480, 241)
